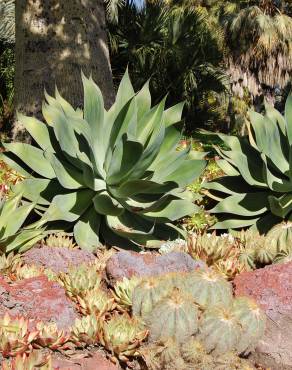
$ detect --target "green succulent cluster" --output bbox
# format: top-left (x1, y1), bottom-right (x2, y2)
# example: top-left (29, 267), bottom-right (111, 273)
top-left (132, 269), bottom-right (265, 357)
top-left (1, 70), bottom-right (206, 251)
top-left (203, 95), bottom-right (292, 233)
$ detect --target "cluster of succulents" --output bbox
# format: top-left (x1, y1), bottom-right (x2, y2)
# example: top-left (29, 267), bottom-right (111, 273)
top-left (1, 350), bottom-right (52, 370)
top-left (42, 233), bottom-right (77, 249)
top-left (130, 269), bottom-right (265, 369)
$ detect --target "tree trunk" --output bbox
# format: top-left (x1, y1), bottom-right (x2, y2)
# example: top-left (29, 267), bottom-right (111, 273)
top-left (13, 0), bottom-right (115, 141)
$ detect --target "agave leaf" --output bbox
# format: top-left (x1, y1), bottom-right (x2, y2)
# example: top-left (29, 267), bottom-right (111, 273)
top-left (44, 190), bottom-right (94, 222)
top-left (82, 74), bottom-right (106, 172)
top-left (285, 94), bottom-right (292, 145)
top-left (107, 136), bottom-right (144, 185)
top-left (13, 178), bottom-right (65, 205)
top-left (137, 98), bottom-right (166, 144)
top-left (210, 193), bottom-right (269, 217)
top-left (268, 193), bottom-right (292, 218)
top-left (112, 180), bottom-right (177, 198)
top-left (0, 203), bottom-right (35, 238)
top-left (164, 101), bottom-right (185, 127)
top-left (249, 111), bottom-right (289, 173)
top-left (73, 207), bottom-right (102, 251)
top-left (108, 98), bottom-right (137, 151)
top-left (212, 217), bottom-right (261, 229)
top-left (3, 143), bottom-right (55, 179)
top-left (164, 159), bottom-right (206, 188)
top-left (93, 191), bottom-right (124, 216)
top-left (204, 176), bottom-right (253, 195)
top-left (44, 152), bottom-right (85, 190)
top-left (143, 198), bottom-right (196, 222)
top-left (1, 230), bottom-right (45, 253)
top-left (136, 80), bottom-right (151, 120)
top-left (216, 159), bottom-right (239, 176)
top-left (18, 113), bottom-right (55, 152)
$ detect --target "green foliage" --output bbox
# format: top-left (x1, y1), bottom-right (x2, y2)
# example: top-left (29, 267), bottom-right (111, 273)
top-left (0, 194), bottom-right (45, 253)
top-left (0, 0), bottom-right (15, 44)
top-left (204, 95), bottom-right (292, 233)
top-left (108, 0), bottom-right (229, 133)
top-left (1, 70), bottom-right (206, 251)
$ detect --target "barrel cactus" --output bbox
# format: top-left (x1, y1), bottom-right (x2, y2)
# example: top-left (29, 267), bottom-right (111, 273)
top-left (203, 95), bottom-right (292, 233)
top-left (132, 277), bottom-right (172, 318)
top-left (1, 70), bottom-right (206, 251)
top-left (146, 289), bottom-right (199, 343)
top-left (183, 269), bottom-right (233, 308)
top-left (198, 306), bottom-right (240, 354)
top-left (232, 297), bottom-right (266, 354)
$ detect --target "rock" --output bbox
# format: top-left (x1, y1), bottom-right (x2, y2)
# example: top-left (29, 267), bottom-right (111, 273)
top-left (52, 351), bottom-right (119, 370)
top-left (0, 276), bottom-right (78, 330)
top-left (234, 262), bottom-right (292, 370)
top-left (106, 251), bottom-right (204, 284)
top-left (23, 245), bottom-right (95, 273)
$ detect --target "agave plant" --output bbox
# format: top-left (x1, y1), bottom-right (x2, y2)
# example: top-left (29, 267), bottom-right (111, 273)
top-left (203, 95), bottom-right (292, 232)
top-left (1, 70), bottom-right (206, 251)
top-left (0, 194), bottom-right (45, 253)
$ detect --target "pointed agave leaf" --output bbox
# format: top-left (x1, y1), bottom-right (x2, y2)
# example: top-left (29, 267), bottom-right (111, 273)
top-left (164, 159), bottom-right (206, 188)
top-left (43, 190), bottom-right (94, 222)
top-left (3, 143), bottom-right (55, 179)
top-left (210, 193), bottom-right (269, 217)
top-left (211, 217), bottom-right (261, 229)
top-left (93, 191), bottom-right (124, 216)
top-left (143, 198), bottom-right (196, 222)
top-left (285, 94), bottom-right (292, 145)
top-left (1, 202), bottom-right (35, 238)
top-left (268, 193), bottom-right (292, 218)
top-left (164, 101), bottom-right (185, 127)
top-left (82, 73), bottom-right (106, 173)
top-left (18, 113), bottom-right (55, 152)
top-left (136, 80), bottom-right (151, 120)
top-left (112, 180), bottom-right (177, 198)
top-left (44, 152), bottom-right (84, 190)
top-left (74, 207), bottom-right (102, 251)
top-left (107, 135), bottom-right (144, 185)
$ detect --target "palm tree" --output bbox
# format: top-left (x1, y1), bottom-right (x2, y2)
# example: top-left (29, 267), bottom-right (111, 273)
top-left (223, 0), bottom-right (292, 104)
top-left (108, 0), bottom-right (229, 133)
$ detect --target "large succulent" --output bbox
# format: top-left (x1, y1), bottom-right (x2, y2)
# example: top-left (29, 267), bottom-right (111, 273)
top-left (203, 95), bottom-right (292, 232)
top-left (1, 71), bottom-right (206, 251)
top-left (0, 194), bottom-right (45, 253)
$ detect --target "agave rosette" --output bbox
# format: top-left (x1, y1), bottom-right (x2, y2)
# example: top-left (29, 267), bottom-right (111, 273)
top-left (1, 70), bottom-right (206, 251)
top-left (0, 314), bottom-right (39, 357)
top-left (203, 95), bottom-right (292, 232)
top-left (34, 322), bottom-right (70, 350)
top-left (99, 313), bottom-right (148, 361)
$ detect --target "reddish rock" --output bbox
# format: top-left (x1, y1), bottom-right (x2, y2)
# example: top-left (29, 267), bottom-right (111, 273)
top-left (52, 351), bottom-right (119, 370)
top-left (234, 262), bottom-right (292, 370)
top-left (0, 276), bottom-right (78, 330)
top-left (23, 246), bottom-right (95, 273)
top-left (106, 251), bottom-right (205, 284)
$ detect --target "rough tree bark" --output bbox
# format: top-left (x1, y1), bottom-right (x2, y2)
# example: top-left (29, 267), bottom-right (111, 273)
top-left (14, 0), bottom-right (115, 141)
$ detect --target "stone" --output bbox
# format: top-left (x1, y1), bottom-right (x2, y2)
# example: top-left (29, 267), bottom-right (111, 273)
top-left (106, 251), bottom-right (205, 284)
top-left (0, 275), bottom-right (78, 330)
top-left (23, 245), bottom-right (95, 273)
top-left (234, 262), bottom-right (292, 370)
top-left (51, 351), bottom-right (119, 370)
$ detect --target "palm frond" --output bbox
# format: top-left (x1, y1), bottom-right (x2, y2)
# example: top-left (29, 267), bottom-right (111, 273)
top-left (0, 0), bottom-right (15, 44)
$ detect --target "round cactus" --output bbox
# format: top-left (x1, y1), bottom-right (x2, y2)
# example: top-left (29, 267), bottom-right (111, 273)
top-left (264, 221), bottom-right (292, 255)
top-left (181, 337), bottom-right (208, 364)
top-left (183, 269), bottom-right (233, 308)
top-left (198, 306), bottom-right (240, 354)
top-left (146, 288), bottom-right (199, 343)
top-left (232, 297), bottom-right (266, 354)
top-left (132, 277), bottom-right (172, 318)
